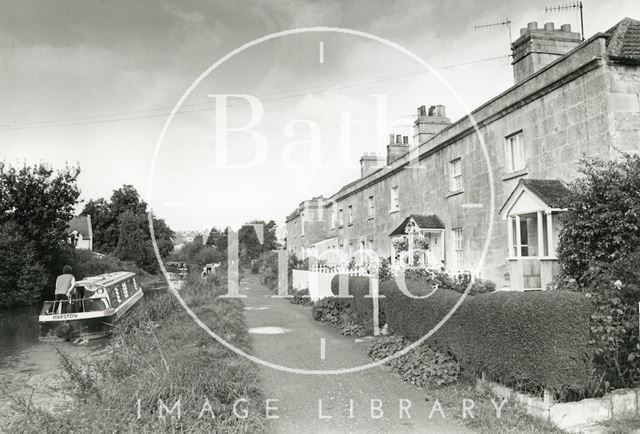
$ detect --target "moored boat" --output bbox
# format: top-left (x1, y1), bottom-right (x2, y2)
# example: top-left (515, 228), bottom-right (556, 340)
top-left (39, 271), bottom-right (144, 341)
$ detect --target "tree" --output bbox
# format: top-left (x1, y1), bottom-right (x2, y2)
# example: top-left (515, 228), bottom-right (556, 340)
top-left (82, 185), bottom-right (175, 273)
top-left (0, 163), bottom-right (80, 306)
top-left (115, 211), bottom-right (146, 263)
top-left (0, 162), bottom-right (80, 256)
top-left (0, 222), bottom-right (49, 307)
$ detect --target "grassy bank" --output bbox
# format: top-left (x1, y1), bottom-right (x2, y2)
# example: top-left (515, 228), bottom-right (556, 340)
top-left (7, 273), bottom-right (266, 433)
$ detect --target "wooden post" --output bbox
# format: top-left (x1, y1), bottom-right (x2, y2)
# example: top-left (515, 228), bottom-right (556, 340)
top-left (546, 212), bottom-right (554, 258)
top-left (507, 216), bottom-right (514, 258)
top-left (515, 215), bottom-right (522, 257)
top-left (537, 211), bottom-right (544, 257)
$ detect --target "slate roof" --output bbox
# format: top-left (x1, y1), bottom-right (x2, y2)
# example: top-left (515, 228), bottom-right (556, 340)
top-left (389, 214), bottom-right (445, 237)
top-left (518, 179), bottom-right (572, 208)
top-left (605, 17), bottom-right (640, 65)
top-left (68, 215), bottom-right (92, 238)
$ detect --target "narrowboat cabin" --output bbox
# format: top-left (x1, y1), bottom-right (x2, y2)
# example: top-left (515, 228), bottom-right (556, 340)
top-left (39, 271), bottom-right (143, 341)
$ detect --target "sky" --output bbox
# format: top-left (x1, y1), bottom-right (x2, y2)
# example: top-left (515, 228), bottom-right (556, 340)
top-left (2, 0), bottom-right (638, 234)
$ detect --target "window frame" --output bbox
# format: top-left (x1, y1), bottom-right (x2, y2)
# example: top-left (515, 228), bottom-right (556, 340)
top-left (449, 157), bottom-right (463, 192)
top-left (368, 195), bottom-right (375, 220)
top-left (390, 186), bottom-right (399, 213)
top-left (453, 228), bottom-right (464, 270)
top-left (505, 131), bottom-right (525, 173)
top-left (347, 205), bottom-right (353, 226)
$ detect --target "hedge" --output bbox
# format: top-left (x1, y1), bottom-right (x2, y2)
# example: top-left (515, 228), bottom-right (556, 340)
top-left (330, 275), bottom-right (385, 333)
top-left (382, 276), bottom-right (594, 394)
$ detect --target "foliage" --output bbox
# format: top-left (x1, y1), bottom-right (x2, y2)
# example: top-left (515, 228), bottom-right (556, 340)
top-left (0, 221), bottom-right (49, 308)
top-left (556, 251), bottom-right (640, 394)
top-left (402, 268), bottom-right (496, 296)
top-left (330, 275), bottom-right (385, 333)
top-left (82, 185), bottom-right (174, 273)
top-left (256, 250), bottom-right (302, 292)
top-left (289, 288), bottom-right (312, 306)
top-left (8, 272), bottom-right (266, 433)
top-left (556, 155), bottom-right (640, 394)
top-left (311, 297), bottom-right (351, 324)
top-left (339, 321), bottom-right (366, 337)
top-left (170, 234), bottom-right (225, 269)
top-left (0, 163), bottom-right (80, 306)
top-left (378, 257), bottom-right (394, 282)
top-left (368, 336), bottom-right (460, 387)
top-left (382, 277), bottom-right (594, 396)
top-left (558, 154), bottom-right (640, 285)
top-left (238, 220), bottom-right (278, 264)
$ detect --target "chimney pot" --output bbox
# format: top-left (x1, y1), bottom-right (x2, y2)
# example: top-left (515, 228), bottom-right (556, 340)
top-left (527, 22), bottom-right (538, 30)
top-left (418, 105), bottom-right (427, 116)
top-left (403, 136), bottom-right (408, 144)
top-left (561, 24), bottom-right (571, 32)
top-left (389, 133), bottom-right (395, 144)
top-left (395, 134), bottom-right (402, 144)
top-left (544, 22), bottom-right (555, 31)
top-left (520, 27), bottom-right (527, 36)
top-left (435, 105), bottom-right (446, 117)
top-left (428, 105), bottom-right (436, 116)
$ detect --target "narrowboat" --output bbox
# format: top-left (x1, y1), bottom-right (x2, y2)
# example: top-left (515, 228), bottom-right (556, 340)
top-left (39, 271), bottom-right (144, 341)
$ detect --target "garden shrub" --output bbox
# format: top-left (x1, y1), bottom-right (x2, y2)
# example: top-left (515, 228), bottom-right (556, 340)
top-left (289, 288), bottom-right (313, 306)
top-left (556, 155), bottom-right (640, 394)
top-left (311, 297), bottom-right (351, 324)
top-left (330, 275), bottom-right (386, 333)
top-left (381, 277), bottom-right (593, 396)
top-left (368, 336), bottom-right (460, 387)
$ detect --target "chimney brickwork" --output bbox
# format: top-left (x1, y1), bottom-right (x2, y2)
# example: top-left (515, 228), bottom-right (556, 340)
top-left (511, 22), bottom-right (581, 84)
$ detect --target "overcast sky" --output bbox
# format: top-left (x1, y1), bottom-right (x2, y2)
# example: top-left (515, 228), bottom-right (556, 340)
top-left (2, 0), bottom-right (638, 233)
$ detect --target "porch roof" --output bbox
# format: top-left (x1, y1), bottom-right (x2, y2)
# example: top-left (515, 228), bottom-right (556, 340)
top-left (389, 214), bottom-right (445, 237)
top-left (500, 179), bottom-right (571, 217)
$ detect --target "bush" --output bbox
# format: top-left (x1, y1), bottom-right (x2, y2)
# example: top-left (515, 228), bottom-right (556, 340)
top-left (368, 336), bottom-right (460, 387)
top-left (382, 277), bottom-right (593, 396)
top-left (311, 297), bottom-right (351, 324)
top-left (556, 155), bottom-right (640, 394)
top-left (289, 288), bottom-right (313, 306)
top-left (330, 275), bottom-right (385, 333)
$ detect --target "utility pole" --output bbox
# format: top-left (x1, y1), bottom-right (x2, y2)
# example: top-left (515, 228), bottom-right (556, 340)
top-left (545, 1), bottom-right (584, 41)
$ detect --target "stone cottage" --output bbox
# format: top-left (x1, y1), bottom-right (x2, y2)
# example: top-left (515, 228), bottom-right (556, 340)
top-left (286, 18), bottom-right (640, 290)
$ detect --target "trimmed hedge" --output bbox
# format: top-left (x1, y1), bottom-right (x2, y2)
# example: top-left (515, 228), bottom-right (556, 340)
top-left (330, 275), bottom-right (385, 333)
top-left (382, 277), bottom-right (593, 394)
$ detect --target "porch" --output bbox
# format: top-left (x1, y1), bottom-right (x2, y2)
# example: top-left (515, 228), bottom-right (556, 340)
top-left (500, 179), bottom-right (571, 291)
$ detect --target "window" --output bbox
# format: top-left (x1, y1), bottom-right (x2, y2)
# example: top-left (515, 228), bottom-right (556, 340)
top-left (294, 221), bottom-right (298, 238)
top-left (505, 131), bottom-right (525, 172)
top-left (450, 158), bottom-right (462, 191)
top-left (368, 196), bottom-right (375, 219)
top-left (347, 205), bottom-right (353, 226)
top-left (300, 212), bottom-right (305, 236)
top-left (331, 205), bottom-right (337, 229)
top-left (338, 208), bottom-right (344, 227)
top-left (390, 186), bottom-right (399, 212)
top-left (453, 228), bottom-right (464, 270)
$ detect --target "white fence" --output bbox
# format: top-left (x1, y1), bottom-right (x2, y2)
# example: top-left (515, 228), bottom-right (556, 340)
top-left (291, 268), bottom-right (369, 301)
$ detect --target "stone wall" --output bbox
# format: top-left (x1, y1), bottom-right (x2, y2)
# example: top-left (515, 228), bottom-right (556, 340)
top-left (287, 33), bottom-right (640, 287)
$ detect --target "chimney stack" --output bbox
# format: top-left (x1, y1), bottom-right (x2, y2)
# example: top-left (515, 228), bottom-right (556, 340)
top-left (386, 133), bottom-right (409, 165)
top-left (360, 153), bottom-right (385, 178)
top-left (511, 21), bottom-right (581, 84)
top-left (413, 104), bottom-right (451, 146)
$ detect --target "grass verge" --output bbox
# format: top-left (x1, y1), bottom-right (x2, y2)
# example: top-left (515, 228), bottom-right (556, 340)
top-left (7, 272), bottom-right (266, 433)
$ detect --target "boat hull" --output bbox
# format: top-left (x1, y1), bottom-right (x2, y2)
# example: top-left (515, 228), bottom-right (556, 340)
top-left (39, 289), bottom-right (143, 341)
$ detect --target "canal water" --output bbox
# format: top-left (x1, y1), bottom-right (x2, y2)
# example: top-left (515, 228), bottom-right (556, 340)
top-left (0, 285), bottom-right (169, 422)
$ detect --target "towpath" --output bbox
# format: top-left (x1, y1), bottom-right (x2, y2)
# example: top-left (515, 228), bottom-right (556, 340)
top-left (239, 273), bottom-right (473, 434)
